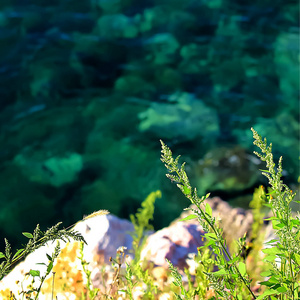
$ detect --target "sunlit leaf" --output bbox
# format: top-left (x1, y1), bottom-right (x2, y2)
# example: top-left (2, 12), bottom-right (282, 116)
top-left (179, 214), bottom-right (197, 222)
top-left (47, 261), bottom-right (53, 273)
top-left (12, 248), bottom-right (24, 260)
top-left (205, 203), bottom-right (212, 217)
top-left (22, 232), bottom-right (33, 239)
top-left (29, 269), bottom-right (40, 277)
top-left (238, 262), bottom-right (246, 276)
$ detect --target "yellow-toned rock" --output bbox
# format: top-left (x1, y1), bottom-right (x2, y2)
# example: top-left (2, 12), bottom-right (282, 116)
top-left (0, 213), bottom-right (135, 299)
top-left (0, 241), bottom-right (86, 299)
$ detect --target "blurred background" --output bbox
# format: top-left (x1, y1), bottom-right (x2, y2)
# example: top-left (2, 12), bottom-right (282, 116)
top-left (0, 0), bottom-right (299, 251)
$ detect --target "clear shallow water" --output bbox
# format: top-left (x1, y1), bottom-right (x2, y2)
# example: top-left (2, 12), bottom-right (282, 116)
top-left (0, 0), bottom-right (299, 251)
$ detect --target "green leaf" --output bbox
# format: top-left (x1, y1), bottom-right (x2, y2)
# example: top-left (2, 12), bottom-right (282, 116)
top-left (293, 253), bottom-right (300, 265)
top-left (256, 289), bottom-right (279, 300)
top-left (12, 248), bottom-right (24, 260)
top-left (183, 185), bottom-right (191, 195)
top-left (264, 238), bottom-right (279, 245)
top-left (290, 219), bottom-right (300, 226)
top-left (0, 252), bottom-right (5, 259)
top-left (227, 255), bottom-right (240, 265)
top-left (205, 233), bottom-right (218, 240)
top-left (264, 254), bottom-right (276, 262)
top-left (262, 247), bottom-right (281, 255)
top-left (264, 217), bottom-right (278, 221)
top-left (179, 214), bottom-right (197, 222)
top-left (22, 232), bottom-right (33, 239)
top-left (260, 270), bottom-right (272, 277)
top-left (272, 220), bottom-right (285, 229)
top-left (213, 268), bottom-right (228, 276)
top-left (238, 262), bottom-right (247, 276)
top-left (276, 286), bottom-right (287, 293)
top-left (205, 203), bottom-right (212, 217)
top-left (29, 269), bottom-right (40, 277)
top-left (260, 276), bottom-right (280, 286)
top-left (259, 169), bottom-right (271, 173)
top-left (47, 261), bottom-right (53, 273)
top-left (205, 239), bottom-right (216, 247)
top-left (46, 253), bottom-right (52, 261)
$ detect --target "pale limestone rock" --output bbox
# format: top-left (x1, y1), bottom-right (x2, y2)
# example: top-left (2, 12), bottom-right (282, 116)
top-left (0, 214), bottom-right (134, 299)
top-left (140, 197), bottom-right (258, 272)
top-left (178, 197), bottom-right (254, 245)
top-left (140, 219), bottom-right (206, 270)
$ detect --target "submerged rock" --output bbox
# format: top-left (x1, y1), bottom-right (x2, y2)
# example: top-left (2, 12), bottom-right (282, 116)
top-left (138, 92), bottom-right (219, 142)
top-left (13, 152), bottom-right (83, 187)
top-left (193, 146), bottom-right (262, 196)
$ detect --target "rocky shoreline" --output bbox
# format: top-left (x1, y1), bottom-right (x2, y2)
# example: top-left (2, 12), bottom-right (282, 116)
top-left (0, 197), bottom-right (276, 299)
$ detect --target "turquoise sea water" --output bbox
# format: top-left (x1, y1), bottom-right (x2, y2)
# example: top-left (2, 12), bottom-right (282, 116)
top-left (0, 0), bottom-right (299, 251)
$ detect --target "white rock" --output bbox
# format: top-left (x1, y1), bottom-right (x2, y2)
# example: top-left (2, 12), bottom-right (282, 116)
top-left (0, 214), bottom-right (134, 299)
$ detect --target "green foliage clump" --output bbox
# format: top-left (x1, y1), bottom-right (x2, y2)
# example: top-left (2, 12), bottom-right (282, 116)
top-left (79, 241), bottom-right (100, 300)
top-left (252, 128), bottom-right (300, 299)
top-left (160, 128), bottom-right (300, 299)
top-left (130, 190), bottom-right (161, 263)
top-left (249, 185), bottom-right (267, 241)
top-left (161, 139), bottom-right (255, 299)
top-left (17, 242), bottom-right (61, 300)
top-left (0, 223), bottom-right (85, 282)
top-left (122, 190), bottom-right (161, 299)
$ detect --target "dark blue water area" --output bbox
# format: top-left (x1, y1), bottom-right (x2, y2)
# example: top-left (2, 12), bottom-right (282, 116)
top-left (0, 0), bottom-right (299, 251)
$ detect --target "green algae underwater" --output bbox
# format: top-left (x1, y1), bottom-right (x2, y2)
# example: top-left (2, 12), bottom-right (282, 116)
top-left (0, 0), bottom-right (298, 253)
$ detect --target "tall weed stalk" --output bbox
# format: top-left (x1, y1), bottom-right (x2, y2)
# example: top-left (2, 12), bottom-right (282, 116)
top-left (160, 128), bottom-right (300, 299)
top-left (251, 128), bottom-right (300, 299)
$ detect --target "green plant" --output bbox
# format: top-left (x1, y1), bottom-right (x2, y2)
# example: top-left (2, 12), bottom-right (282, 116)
top-left (249, 186), bottom-right (267, 241)
top-left (166, 238), bottom-right (216, 299)
top-left (18, 242), bottom-right (61, 300)
top-left (129, 190), bottom-right (161, 264)
top-left (251, 128), bottom-right (300, 299)
top-left (0, 210), bottom-right (109, 299)
top-left (160, 127), bottom-right (300, 299)
top-left (122, 190), bottom-right (161, 299)
top-left (242, 186), bottom-right (269, 292)
top-left (79, 241), bottom-right (100, 300)
top-left (188, 245), bottom-right (217, 298)
top-left (161, 141), bottom-right (254, 299)
top-left (167, 258), bottom-right (190, 299)
top-left (0, 222), bottom-right (85, 281)
top-left (77, 192), bottom-right (161, 300)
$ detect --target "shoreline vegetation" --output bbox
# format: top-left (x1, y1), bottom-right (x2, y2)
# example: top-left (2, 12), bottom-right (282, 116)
top-left (0, 128), bottom-right (299, 299)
